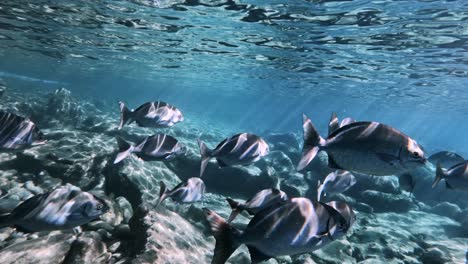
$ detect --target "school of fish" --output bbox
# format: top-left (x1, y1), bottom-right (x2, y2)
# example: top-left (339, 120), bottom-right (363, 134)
top-left (0, 100), bottom-right (466, 264)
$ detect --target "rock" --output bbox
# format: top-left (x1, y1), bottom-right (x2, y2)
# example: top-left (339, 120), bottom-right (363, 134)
top-left (0, 198), bottom-right (20, 214)
top-left (264, 132), bottom-right (300, 155)
top-left (429, 202), bottom-right (461, 219)
top-left (130, 207), bottom-right (213, 264)
top-left (63, 232), bottom-right (111, 264)
top-left (420, 247), bottom-right (448, 264)
top-left (24, 181), bottom-right (43, 195)
top-left (0, 234), bottom-right (75, 264)
top-left (166, 150), bottom-right (278, 199)
top-left (360, 190), bottom-right (415, 213)
top-left (280, 172), bottom-right (309, 198)
top-left (113, 224), bottom-right (133, 240)
top-left (266, 151), bottom-right (295, 173)
top-left (116, 196), bottom-right (133, 224)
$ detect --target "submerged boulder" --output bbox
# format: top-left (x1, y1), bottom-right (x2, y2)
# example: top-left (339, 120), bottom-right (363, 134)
top-left (360, 190), bottom-right (415, 213)
top-left (0, 234), bottom-right (75, 264)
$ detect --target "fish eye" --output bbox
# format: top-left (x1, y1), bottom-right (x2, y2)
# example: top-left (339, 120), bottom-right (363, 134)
top-left (412, 152), bottom-right (419, 157)
top-left (97, 203), bottom-right (103, 210)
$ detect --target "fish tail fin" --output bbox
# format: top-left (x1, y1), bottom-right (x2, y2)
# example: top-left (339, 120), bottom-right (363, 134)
top-left (328, 112), bottom-right (339, 136)
top-left (118, 101), bottom-right (134, 130)
top-left (432, 163), bottom-right (446, 189)
top-left (297, 114), bottom-right (325, 171)
top-left (203, 208), bottom-right (240, 264)
top-left (113, 137), bottom-right (134, 164)
top-left (155, 181), bottom-right (169, 208)
top-left (0, 214), bottom-right (12, 229)
top-left (317, 180), bottom-right (323, 201)
top-left (198, 139), bottom-right (213, 177)
top-left (226, 198), bottom-right (241, 223)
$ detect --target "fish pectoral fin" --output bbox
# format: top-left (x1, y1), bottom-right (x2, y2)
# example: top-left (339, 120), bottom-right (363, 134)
top-left (328, 156), bottom-right (344, 170)
top-left (216, 158), bottom-right (229, 168)
top-left (445, 181), bottom-right (454, 189)
top-left (376, 152), bottom-right (398, 164)
top-left (247, 246), bottom-right (273, 264)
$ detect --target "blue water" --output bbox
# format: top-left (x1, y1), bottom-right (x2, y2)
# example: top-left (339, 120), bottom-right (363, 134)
top-left (0, 1), bottom-right (468, 262)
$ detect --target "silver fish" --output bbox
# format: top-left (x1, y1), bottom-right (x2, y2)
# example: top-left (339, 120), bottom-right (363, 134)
top-left (432, 161), bottom-right (468, 191)
top-left (198, 133), bottom-right (269, 177)
top-left (0, 184), bottom-right (108, 232)
top-left (204, 198), bottom-right (352, 264)
top-left (328, 112), bottom-right (356, 136)
top-left (156, 177), bottom-right (206, 207)
top-left (298, 114), bottom-right (426, 176)
top-left (428, 151), bottom-right (464, 169)
top-left (114, 134), bottom-right (186, 164)
top-left (226, 188), bottom-right (288, 223)
top-left (0, 112), bottom-right (46, 151)
top-left (118, 101), bottom-right (183, 129)
top-left (317, 170), bottom-right (356, 201)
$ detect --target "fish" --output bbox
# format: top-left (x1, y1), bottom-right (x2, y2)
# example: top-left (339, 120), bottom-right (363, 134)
top-left (0, 111), bottom-right (46, 151)
top-left (325, 201), bottom-right (356, 240)
top-left (428, 151), bottom-right (464, 169)
top-left (398, 173), bottom-right (415, 193)
top-left (198, 133), bottom-right (269, 177)
top-left (114, 134), bottom-right (186, 164)
top-left (156, 177), bottom-right (206, 207)
top-left (225, 188), bottom-right (288, 223)
top-left (432, 161), bottom-right (468, 191)
top-left (0, 184), bottom-right (108, 233)
top-left (317, 170), bottom-right (357, 201)
top-left (297, 114), bottom-right (427, 176)
top-left (204, 197), bottom-right (352, 264)
top-left (328, 112), bottom-right (356, 136)
top-left (118, 101), bottom-right (184, 129)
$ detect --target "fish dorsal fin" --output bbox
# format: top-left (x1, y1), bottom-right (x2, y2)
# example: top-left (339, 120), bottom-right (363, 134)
top-left (247, 246), bottom-right (272, 264)
top-left (328, 112), bottom-right (339, 136)
top-left (271, 188), bottom-right (280, 195)
top-left (12, 191), bottom-right (50, 218)
top-left (327, 121), bottom-right (373, 139)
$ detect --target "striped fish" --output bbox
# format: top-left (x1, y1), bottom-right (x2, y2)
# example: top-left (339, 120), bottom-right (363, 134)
top-left (204, 198), bottom-right (353, 264)
top-left (156, 177), bottom-right (206, 207)
top-left (0, 111), bottom-right (46, 151)
top-left (298, 114), bottom-right (426, 176)
top-left (198, 133), bottom-right (269, 177)
top-left (325, 201), bottom-right (356, 240)
top-left (226, 188), bottom-right (288, 223)
top-left (118, 101), bottom-right (184, 129)
top-left (317, 170), bottom-right (356, 201)
top-left (432, 161), bottom-right (468, 191)
top-left (113, 134), bottom-right (186, 164)
top-left (0, 184), bottom-right (109, 233)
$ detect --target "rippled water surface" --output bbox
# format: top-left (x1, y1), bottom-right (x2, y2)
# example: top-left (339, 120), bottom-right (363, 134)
top-left (0, 0), bottom-right (468, 148)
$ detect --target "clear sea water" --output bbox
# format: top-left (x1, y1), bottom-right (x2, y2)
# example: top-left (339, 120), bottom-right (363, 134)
top-left (1, 0), bottom-right (468, 152)
top-left (0, 0), bottom-right (467, 263)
